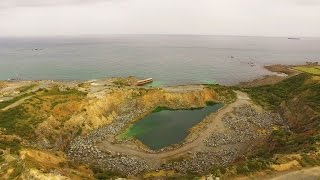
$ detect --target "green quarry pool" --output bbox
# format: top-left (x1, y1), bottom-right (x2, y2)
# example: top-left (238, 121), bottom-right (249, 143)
top-left (120, 103), bottom-right (223, 150)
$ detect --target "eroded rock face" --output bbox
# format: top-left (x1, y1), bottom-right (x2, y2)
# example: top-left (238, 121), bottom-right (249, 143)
top-left (66, 86), bottom-right (219, 175)
top-left (280, 98), bottom-right (319, 132)
top-left (35, 85), bottom-right (217, 151)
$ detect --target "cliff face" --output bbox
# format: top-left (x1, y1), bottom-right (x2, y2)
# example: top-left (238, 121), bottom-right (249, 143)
top-left (279, 75), bottom-right (319, 133)
top-left (245, 73), bottom-right (320, 156)
top-left (280, 98), bottom-right (319, 132)
top-left (35, 86), bottom-right (218, 150)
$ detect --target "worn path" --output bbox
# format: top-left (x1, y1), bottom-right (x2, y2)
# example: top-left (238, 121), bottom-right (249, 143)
top-left (1, 96), bottom-right (32, 111)
top-left (269, 167), bottom-right (320, 180)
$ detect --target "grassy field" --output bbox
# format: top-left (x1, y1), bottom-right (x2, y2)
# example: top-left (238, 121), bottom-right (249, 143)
top-left (0, 92), bottom-right (33, 109)
top-left (0, 84), bottom-right (36, 109)
top-left (242, 73), bottom-right (320, 111)
top-left (206, 84), bottom-right (237, 104)
top-left (292, 66), bottom-right (320, 75)
top-left (0, 87), bottom-right (86, 138)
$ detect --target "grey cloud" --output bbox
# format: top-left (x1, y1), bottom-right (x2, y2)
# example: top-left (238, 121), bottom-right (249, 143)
top-left (0, 0), bottom-right (109, 8)
top-left (291, 0), bottom-right (320, 5)
top-left (0, 0), bottom-right (319, 37)
top-left (1, 0), bottom-right (320, 8)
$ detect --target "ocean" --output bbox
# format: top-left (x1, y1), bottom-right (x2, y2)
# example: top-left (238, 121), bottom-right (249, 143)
top-left (0, 35), bottom-right (319, 85)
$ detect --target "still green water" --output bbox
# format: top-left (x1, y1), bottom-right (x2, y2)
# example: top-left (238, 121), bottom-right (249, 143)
top-left (121, 104), bottom-right (223, 150)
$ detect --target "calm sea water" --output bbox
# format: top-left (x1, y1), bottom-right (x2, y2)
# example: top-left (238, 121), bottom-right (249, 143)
top-left (0, 35), bottom-right (319, 85)
top-left (122, 104), bottom-right (223, 150)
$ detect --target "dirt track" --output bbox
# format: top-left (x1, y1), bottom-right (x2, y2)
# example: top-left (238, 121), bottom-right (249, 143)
top-left (270, 167), bottom-right (320, 180)
top-left (1, 96), bottom-right (32, 111)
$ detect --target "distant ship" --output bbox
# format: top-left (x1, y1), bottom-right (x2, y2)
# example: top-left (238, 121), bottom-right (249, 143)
top-left (288, 37), bottom-right (301, 40)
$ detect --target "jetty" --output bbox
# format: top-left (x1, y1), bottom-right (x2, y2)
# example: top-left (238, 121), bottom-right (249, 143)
top-left (136, 78), bottom-right (153, 86)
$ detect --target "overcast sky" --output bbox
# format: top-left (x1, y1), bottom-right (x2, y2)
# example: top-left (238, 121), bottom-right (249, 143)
top-left (0, 0), bottom-right (320, 37)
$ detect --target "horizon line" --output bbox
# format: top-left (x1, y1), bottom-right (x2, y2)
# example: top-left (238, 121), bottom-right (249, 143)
top-left (0, 33), bottom-right (319, 39)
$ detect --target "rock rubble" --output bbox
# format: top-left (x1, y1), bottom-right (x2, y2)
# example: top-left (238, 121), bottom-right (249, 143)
top-left (68, 103), bottom-right (284, 176)
top-left (67, 102), bottom-right (151, 175)
top-left (162, 148), bottom-right (240, 173)
top-left (204, 104), bottom-right (283, 147)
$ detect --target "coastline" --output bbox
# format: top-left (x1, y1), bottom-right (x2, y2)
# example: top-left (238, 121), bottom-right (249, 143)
top-left (0, 63), bottom-right (319, 179)
top-left (238, 64), bottom-right (300, 87)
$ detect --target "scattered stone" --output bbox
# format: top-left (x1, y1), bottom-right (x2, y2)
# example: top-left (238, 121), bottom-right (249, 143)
top-left (204, 105), bottom-right (283, 147)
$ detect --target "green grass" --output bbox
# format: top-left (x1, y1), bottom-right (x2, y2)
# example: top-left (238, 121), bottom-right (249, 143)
top-left (205, 101), bottom-right (219, 106)
top-left (243, 73), bottom-right (319, 110)
top-left (0, 138), bottom-right (21, 154)
top-left (0, 105), bottom-right (40, 138)
top-left (9, 162), bottom-right (24, 179)
top-left (0, 84), bottom-right (37, 109)
top-left (17, 84), bottom-right (36, 93)
top-left (113, 79), bottom-right (131, 86)
top-left (43, 86), bottom-right (86, 96)
top-left (293, 66), bottom-right (320, 75)
top-left (0, 92), bottom-right (33, 109)
top-left (0, 87), bottom-right (86, 138)
top-left (262, 128), bottom-right (320, 155)
top-left (90, 165), bottom-right (123, 179)
top-left (206, 84), bottom-right (237, 104)
top-left (299, 153), bottom-right (320, 167)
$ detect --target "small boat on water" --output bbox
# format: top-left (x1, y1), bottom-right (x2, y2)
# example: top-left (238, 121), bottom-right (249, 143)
top-left (136, 78), bottom-right (153, 86)
top-left (288, 37), bottom-right (300, 40)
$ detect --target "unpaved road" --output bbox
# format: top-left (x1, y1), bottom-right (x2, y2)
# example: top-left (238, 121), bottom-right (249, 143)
top-left (1, 96), bottom-right (32, 111)
top-left (97, 91), bottom-right (253, 161)
top-left (270, 167), bottom-right (320, 180)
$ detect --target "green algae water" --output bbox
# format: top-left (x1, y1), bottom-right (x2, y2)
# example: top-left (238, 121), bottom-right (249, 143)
top-left (121, 104), bottom-right (223, 150)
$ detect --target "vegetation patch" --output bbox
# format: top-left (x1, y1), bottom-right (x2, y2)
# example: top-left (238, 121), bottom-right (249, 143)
top-left (0, 87), bottom-right (86, 138)
top-left (0, 84), bottom-right (36, 109)
top-left (113, 78), bottom-right (132, 86)
top-left (205, 84), bottom-right (236, 104)
top-left (90, 165), bottom-right (123, 180)
top-left (0, 138), bottom-right (21, 154)
top-left (0, 92), bottom-right (33, 109)
top-left (205, 73), bottom-right (320, 179)
top-left (243, 73), bottom-right (319, 153)
top-left (243, 73), bottom-right (319, 110)
top-left (293, 66), bottom-right (320, 75)
top-left (17, 84), bottom-right (36, 93)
